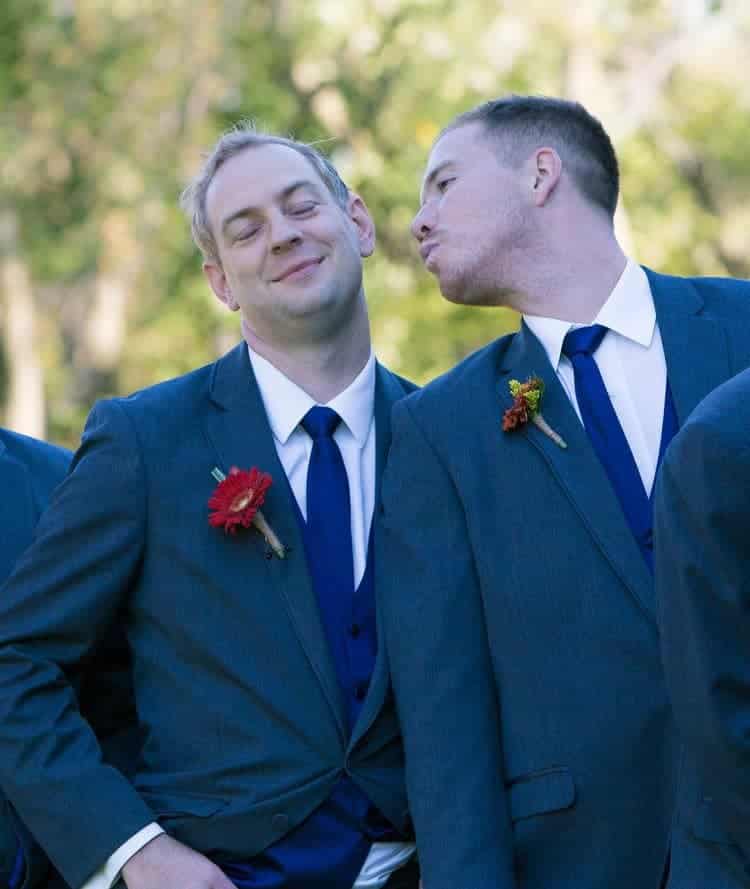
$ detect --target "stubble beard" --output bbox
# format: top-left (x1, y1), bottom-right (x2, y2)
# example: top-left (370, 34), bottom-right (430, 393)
top-left (438, 242), bottom-right (516, 308)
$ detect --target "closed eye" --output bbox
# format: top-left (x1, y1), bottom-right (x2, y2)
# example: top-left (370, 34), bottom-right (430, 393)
top-left (235, 225), bottom-right (261, 242)
top-left (288, 201), bottom-right (318, 216)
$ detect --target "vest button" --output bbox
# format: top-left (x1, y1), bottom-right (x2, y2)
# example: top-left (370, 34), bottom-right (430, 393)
top-left (354, 681), bottom-right (368, 701)
top-left (349, 623), bottom-right (361, 638)
top-left (272, 813), bottom-right (289, 832)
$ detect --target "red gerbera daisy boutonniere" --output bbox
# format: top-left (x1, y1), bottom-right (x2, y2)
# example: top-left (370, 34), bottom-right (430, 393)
top-left (208, 466), bottom-right (286, 558)
top-left (502, 376), bottom-right (567, 449)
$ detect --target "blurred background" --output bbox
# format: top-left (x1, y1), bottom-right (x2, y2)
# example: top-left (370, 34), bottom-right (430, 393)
top-left (1, 0), bottom-right (749, 447)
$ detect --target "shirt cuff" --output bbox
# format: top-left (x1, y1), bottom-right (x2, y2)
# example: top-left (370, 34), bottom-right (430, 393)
top-left (78, 823), bottom-right (164, 889)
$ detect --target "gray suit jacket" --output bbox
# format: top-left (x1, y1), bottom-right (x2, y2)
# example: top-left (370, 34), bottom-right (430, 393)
top-left (378, 270), bottom-right (750, 888)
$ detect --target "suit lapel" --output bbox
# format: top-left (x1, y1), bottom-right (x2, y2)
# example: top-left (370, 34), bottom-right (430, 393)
top-left (646, 268), bottom-right (732, 424)
top-left (203, 343), bottom-right (347, 740)
top-left (498, 323), bottom-right (656, 622)
top-left (350, 364), bottom-right (410, 748)
top-left (373, 364), bottom-right (408, 503)
top-left (0, 439), bottom-right (36, 583)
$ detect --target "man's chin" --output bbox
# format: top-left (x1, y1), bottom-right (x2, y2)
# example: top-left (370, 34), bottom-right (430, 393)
top-left (282, 291), bottom-right (361, 333)
top-left (438, 275), bottom-right (482, 306)
top-left (436, 272), bottom-right (464, 303)
top-left (438, 277), bottom-right (511, 308)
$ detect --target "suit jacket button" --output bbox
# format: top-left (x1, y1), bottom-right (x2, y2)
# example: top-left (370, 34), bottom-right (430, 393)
top-left (272, 813), bottom-right (289, 832)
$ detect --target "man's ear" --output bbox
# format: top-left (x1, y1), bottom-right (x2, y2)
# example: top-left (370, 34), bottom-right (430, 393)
top-left (347, 192), bottom-right (376, 258)
top-left (530, 147), bottom-right (562, 207)
top-left (204, 260), bottom-right (239, 311)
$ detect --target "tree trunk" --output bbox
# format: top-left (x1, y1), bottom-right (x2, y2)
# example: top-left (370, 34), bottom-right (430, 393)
top-left (0, 209), bottom-right (46, 437)
top-left (76, 209), bottom-right (139, 399)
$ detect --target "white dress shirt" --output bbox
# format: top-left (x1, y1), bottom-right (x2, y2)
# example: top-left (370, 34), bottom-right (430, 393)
top-left (83, 348), bottom-right (414, 889)
top-left (523, 259), bottom-right (667, 495)
top-left (249, 347), bottom-right (377, 587)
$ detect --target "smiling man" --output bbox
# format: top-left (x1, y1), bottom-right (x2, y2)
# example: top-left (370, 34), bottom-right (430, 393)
top-left (377, 95), bottom-right (750, 889)
top-left (0, 126), bottom-right (417, 889)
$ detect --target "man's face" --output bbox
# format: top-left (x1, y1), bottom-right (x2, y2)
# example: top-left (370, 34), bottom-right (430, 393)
top-left (204, 143), bottom-right (374, 343)
top-left (412, 122), bottom-right (532, 305)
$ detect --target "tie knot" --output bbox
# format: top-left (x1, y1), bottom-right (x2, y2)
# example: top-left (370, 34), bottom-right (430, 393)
top-left (562, 324), bottom-right (608, 359)
top-left (301, 405), bottom-right (342, 440)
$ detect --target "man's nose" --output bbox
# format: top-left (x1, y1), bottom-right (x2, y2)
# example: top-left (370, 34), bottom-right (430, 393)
top-left (410, 203), bottom-right (434, 242)
top-left (270, 215), bottom-right (303, 253)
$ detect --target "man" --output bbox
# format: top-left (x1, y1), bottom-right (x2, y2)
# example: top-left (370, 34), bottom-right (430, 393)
top-left (0, 128), bottom-right (417, 889)
top-left (377, 95), bottom-right (750, 889)
top-left (0, 428), bottom-right (69, 889)
top-left (655, 367), bottom-right (750, 877)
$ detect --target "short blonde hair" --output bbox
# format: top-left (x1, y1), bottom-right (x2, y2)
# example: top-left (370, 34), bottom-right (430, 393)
top-left (180, 122), bottom-right (349, 264)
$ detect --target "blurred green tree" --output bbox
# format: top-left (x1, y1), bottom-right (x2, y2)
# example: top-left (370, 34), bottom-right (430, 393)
top-left (1, 0), bottom-right (748, 447)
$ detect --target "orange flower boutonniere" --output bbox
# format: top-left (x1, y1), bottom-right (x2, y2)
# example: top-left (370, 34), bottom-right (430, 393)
top-left (502, 376), bottom-right (567, 449)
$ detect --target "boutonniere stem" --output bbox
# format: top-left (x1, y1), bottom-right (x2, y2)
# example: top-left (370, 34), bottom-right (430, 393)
top-left (502, 377), bottom-right (567, 449)
top-left (209, 466), bottom-right (286, 558)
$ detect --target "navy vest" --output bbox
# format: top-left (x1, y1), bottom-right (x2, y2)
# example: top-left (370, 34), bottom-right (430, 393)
top-left (220, 499), bottom-right (399, 889)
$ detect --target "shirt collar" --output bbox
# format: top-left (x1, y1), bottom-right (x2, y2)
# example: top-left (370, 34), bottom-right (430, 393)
top-left (523, 259), bottom-right (656, 370)
top-left (247, 346), bottom-right (376, 447)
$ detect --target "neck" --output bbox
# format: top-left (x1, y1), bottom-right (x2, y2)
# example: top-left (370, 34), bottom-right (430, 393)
top-left (242, 308), bottom-right (372, 404)
top-left (511, 226), bottom-right (628, 323)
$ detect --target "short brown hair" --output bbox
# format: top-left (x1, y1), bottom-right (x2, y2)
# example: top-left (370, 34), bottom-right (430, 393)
top-left (446, 95), bottom-right (619, 218)
top-left (180, 123), bottom-right (350, 264)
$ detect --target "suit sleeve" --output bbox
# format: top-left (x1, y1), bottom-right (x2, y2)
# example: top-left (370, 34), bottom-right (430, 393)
top-left (655, 403), bottom-right (750, 854)
top-left (0, 400), bottom-right (157, 889)
top-left (0, 442), bottom-right (71, 889)
top-left (377, 399), bottom-right (517, 889)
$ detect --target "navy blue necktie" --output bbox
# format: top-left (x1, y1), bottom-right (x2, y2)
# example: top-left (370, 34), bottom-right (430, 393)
top-left (562, 324), bottom-right (654, 566)
top-left (301, 406), bottom-right (355, 667)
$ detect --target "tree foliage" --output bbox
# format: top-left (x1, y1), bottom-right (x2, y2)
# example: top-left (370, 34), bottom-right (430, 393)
top-left (1, 0), bottom-right (748, 446)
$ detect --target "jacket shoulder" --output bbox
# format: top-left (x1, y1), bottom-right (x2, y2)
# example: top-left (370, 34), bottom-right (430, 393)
top-left (693, 275), bottom-right (750, 314)
top-left (90, 359), bottom-right (217, 439)
top-left (0, 428), bottom-right (71, 478)
top-left (115, 359), bottom-right (215, 412)
top-left (680, 366), bottom-right (750, 443)
top-left (0, 428), bottom-right (71, 511)
top-left (400, 333), bottom-right (513, 417)
top-left (377, 362), bottom-right (418, 396)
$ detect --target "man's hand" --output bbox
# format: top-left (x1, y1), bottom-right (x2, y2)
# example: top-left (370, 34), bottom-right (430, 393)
top-left (121, 833), bottom-right (236, 889)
